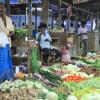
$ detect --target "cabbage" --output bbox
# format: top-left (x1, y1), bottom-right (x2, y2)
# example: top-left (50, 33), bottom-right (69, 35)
top-left (87, 52), bottom-right (92, 57)
top-left (46, 92), bottom-right (58, 100)
top-left (64, 64), bottom-right (80, 72)
top-left (67, 95), bottom-right (78, 100)
top-left (81, 93), bottom-right (100, 100)
top-left (79, 72), bottom-right (89, 78)
top-left (81, 94), bottom-right (93, 100)
top-left (92, 93), bottom-right (100, 100)
top-left (34, 82), bottom-right (43, 89)
top-left (41, 88), bottom-right (49, 94)
top-left (92, 53), bottom-right (96, 57)
top-left (88, 74), bottom-right (94, 78)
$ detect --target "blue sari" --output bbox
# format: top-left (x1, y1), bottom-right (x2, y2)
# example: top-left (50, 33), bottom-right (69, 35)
top-left (0, 44), bottom-right (13, 83)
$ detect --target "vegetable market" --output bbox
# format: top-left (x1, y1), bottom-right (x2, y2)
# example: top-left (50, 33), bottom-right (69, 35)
top-left (0, 0), bottom-right (100, 100)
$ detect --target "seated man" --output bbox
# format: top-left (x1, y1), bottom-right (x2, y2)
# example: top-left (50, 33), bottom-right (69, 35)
top-left (36, 23), bottom-right (61, 63)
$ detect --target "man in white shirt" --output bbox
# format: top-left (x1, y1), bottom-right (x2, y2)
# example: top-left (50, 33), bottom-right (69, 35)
top-left (37, 23), bottom-right (61, 63)
top-left (78, 21), bottom-right (88, 56)
top-left (69, 23), bottom-right (75, 33)
top-left (64, 19), bottom-right (68, 32)
top-left (0, 1), bottom-right (14, 83)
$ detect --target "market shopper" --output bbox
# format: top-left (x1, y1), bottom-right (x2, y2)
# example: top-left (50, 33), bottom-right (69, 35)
top-left (36, 23), bottom-right (61, 64)
top-left (0, 1), bottom-right (14, 83)
top-left (22, 22), bottom-right (26, 28)
top-left (77, 21), bottom-right (88, 56)
top-left (69, 23), bottom-right (75, 33)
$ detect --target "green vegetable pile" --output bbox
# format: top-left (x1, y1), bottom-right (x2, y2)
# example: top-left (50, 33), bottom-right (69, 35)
top-left (77, 77), bottom-right (100, 89)
top-left (62, 77), bottom-right (100, 91)
top-left (39, 70), bottom-right (61, 83)
top-left (31, 46), bottom-right (41, 73)
top-left (0, 79), bottom-right (38, 92)
top-left (78, 57), bottom-right (100, 69)
top-left (14, 28), bottom-right (29, 39)
top-left (91, 59), bottom-right (100, 69)
top-left (73, 87), bottom-right (100, 98)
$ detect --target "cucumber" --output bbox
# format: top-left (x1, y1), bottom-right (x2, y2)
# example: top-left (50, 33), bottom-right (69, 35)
top-left (39, 70), bottom-right (61, 82)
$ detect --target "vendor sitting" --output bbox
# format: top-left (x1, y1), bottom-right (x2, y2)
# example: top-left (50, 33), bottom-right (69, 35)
top-left (36, 23), bottom-right (61, 64)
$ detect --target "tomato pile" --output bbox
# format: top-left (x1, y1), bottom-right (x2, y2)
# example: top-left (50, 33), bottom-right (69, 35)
top-left (63, 75), bottom-right (87, 83)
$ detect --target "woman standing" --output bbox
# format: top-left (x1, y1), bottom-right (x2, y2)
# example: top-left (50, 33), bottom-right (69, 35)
top-left (0, 1), bottom-right (14, 83)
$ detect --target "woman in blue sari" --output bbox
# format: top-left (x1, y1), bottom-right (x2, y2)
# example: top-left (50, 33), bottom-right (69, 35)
top-left (0, 1), bottom-right (14, 83)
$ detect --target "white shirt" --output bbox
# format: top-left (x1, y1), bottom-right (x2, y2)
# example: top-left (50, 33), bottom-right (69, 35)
top-left (78, 26), bottom-right (88, 40)
top-left (69, 27), bottom-right (75, 33)
top-left (0, 32), bottom-right (9, 47)
top-left (36, 30), bottom-right (52, 49)
top-left (0, 16), bottom-right (14, 35)
top-left (0, 16), bottom-right (14, 46)
top-left (64, 19), bottom-right (71, 32)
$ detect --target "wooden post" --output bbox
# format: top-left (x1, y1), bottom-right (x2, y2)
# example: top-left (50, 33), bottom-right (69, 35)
top-left (28, 0), bottom-right (32, 72)
top-left (97, 14), bottom-right (100, 32)
top-left (57, 0), bottom-right (62, 28)
top-left (42, 0), bottom-right (49, 24)
top-left (75, 9), bottom-right (79, 55)
top-left (97, 14), bottom-right (99, 30)
top-left (35, 7), bottom-right (37, 31)
top-left (28, 0), bottom-right (32, 35)
top-left (5, 0), bottom-right (10, 16)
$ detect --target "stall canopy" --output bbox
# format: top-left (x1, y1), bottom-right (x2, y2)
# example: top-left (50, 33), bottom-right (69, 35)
top-left (10, 0), bottom-right (42, 4)
top-left (10, 0), bottom-right (100, 14)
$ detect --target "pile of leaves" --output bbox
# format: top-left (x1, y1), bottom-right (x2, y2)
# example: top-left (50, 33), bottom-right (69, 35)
top-left (14, 28), bottom-right (29, 39)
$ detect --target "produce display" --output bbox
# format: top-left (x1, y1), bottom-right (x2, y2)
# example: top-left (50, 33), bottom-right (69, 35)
top-left (70, 77), bottom-right (100, 99)
top-left (1, 51), bottom-right (100, 100)
top-left (14, 28), bottom-right (29, 39)
top-left (0, 80), bottom-right (58, 100)
top-left (45, 64), bottom-right (94, 83)
top-left (39, 53), bottom-right (100, 100)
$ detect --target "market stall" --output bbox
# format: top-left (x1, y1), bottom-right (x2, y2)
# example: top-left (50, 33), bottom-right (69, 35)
top-left (0, 0), bottom-right (100, 100)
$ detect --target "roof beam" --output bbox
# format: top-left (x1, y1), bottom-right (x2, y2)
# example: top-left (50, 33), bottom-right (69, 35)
top-left (61, 0), bottom-right (93, 14)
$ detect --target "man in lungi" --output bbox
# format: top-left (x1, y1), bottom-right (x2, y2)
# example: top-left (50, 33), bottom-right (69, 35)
top-left (0, 0), bottom-right (14, 83)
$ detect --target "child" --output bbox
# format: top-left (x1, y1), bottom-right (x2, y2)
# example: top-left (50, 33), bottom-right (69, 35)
top-left (61, 34), bottom-right (73, 64)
